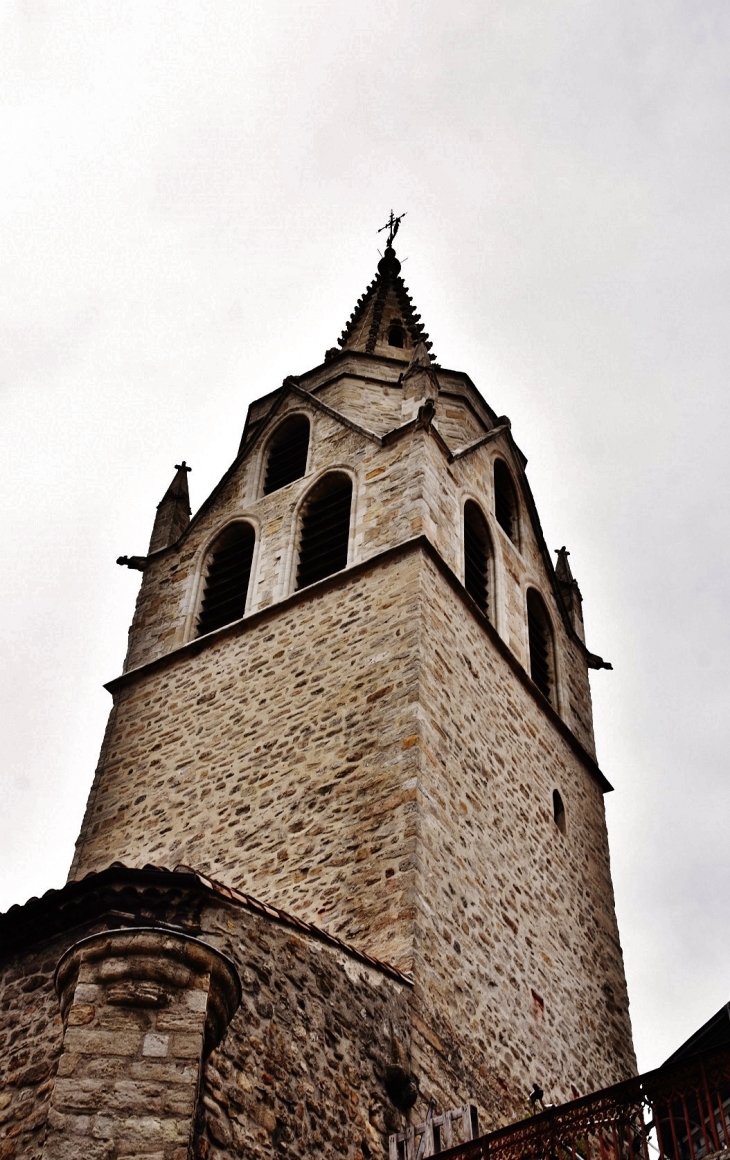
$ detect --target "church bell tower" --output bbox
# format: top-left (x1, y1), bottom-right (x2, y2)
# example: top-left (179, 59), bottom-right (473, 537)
top-left (64, 230), bottom-right (635, 1151)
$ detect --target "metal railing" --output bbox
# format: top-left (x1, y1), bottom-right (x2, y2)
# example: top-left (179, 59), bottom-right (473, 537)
top-left (431, 1047), bottom-right (730, 1160)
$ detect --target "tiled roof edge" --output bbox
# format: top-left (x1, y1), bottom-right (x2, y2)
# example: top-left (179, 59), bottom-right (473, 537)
top-left (0, 862), bottom-right (414, 987)
top-left (172, 864), bottom-right (413, 985)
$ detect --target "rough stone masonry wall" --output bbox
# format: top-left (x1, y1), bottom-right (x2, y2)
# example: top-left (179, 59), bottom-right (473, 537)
top-left (121, 396), bottom-right (430, 674)
top-left (0, 938), bottom-right (64, 1160)
top-left (245, 354), bottom-right (405, 440)
top-left (0, 843), bottom-right (629, 1160)
top-left (410, 431), bottom-right (595, 756)
top-left (443, 436), bottom-right (596, 756)
top-left (192, 896), bottom-right (416, 1160)
top-left (71, 550), bottom-right (425, 974)
top-left (314, 361), bottom-right (596, 754)
top-left (315, 375), bottom-right (404, 436)
top-left (432, 396), bottom-right (485, 450)
top-left (408, 552), bottom-right (635, 1119)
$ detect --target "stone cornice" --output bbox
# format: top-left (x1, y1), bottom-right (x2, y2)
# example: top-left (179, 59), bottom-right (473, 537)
top-left (54, 925), bottom-right (241, 1053)
top-left (448, 424), bottom-right (512, 462)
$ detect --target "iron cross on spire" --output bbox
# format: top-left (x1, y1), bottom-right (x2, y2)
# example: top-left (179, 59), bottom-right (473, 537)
top-left (378, 209), bottom-right (406, 247)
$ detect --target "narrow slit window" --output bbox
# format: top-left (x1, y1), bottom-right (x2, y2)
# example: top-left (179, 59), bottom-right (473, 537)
top-left (553, 789), bottom-right (566, 834)
top-left (296, 473), bottom-right (352, 590)
top-left (263, 415), bottom-right (310, 495)
top-left (526, 589), bottom-right (554, 703)
top-left (464, 500), bottom-right (491, 619)
top-left (494, 460), bottom-right (518, 544)
top-left (197, 524), bottom-right (255, 637)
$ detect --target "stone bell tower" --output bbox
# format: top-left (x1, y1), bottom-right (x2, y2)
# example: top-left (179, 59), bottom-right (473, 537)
top-left (42, 233), bottom-right (635, 1153)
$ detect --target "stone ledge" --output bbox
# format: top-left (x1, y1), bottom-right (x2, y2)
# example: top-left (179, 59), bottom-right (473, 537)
top-left (103, 535), bottom-right (612, 794)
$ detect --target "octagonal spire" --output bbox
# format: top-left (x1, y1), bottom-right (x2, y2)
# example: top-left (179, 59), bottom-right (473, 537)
top-left (337, 245), bottom-right (435, 362)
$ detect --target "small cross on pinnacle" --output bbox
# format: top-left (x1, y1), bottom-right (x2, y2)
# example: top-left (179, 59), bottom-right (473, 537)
top-left (378, 209), bottom-right (406, 247)
top-left (175, 461), bottom-right (192, 473)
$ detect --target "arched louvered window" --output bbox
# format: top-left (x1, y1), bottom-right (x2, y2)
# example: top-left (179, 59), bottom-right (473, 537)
top-left (553, 789), bottom-right (566, 835)
top-left (296, 473), bottom-right (352, 590)
top-left (494, 460), bottom-right (518, 545)
top-left (263, 415), bottom-right (310, 496)
top-left (197, 523), bottom-right (255, 637)
top-left (464, 500), bottom-right (491, 619)
top-left (526, 589), bottom-right (555, 703)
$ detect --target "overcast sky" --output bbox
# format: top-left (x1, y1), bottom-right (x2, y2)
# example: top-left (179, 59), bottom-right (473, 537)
top-left (2, 0), bottom-right (729, 1075)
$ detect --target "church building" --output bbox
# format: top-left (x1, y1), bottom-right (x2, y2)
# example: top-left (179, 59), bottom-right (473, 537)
top-left (0, 231), bottom-right (635, 1160)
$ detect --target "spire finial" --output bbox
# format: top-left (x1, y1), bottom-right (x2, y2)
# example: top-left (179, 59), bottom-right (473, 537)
top-left (336, 224), bottom-right (434, 359)
top-left (147, 461), bottom-right (192, 553)
top-left (554, 546), bottom-right (573, 584)
top-left (378, 209), bottom-right (407, 248)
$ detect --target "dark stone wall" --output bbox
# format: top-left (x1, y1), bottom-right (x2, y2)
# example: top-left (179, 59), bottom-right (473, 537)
top-left (195, 905), bottom-right (412, 1160)
top-left (0, 938), bottom-right (64, 1160)
top-left (194, 891), bottom-right (517, 1155)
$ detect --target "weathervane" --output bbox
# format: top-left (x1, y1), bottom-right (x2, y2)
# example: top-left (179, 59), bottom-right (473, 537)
top-left (378, 209), bottom-right (406, 247)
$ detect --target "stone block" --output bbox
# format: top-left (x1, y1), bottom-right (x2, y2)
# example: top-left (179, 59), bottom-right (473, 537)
top-left (67, 1004), bottom-right (95, 1026)
top-left (169, 1032), bottom-right (203, 1059)
top-left (64, 1028), bottom-right (141, 1056)
top-left (142, 1033), bottom-right (169, 1059)
top-left (128, 1061), bottom-right (198, 1085)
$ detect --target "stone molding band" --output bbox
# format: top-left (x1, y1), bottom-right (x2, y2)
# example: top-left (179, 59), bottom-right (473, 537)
top-left (104, 535), bottom-right (612, 793)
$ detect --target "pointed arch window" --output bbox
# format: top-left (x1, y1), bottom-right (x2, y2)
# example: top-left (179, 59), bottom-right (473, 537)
top-left (494, 460), bottom-right (519, 545)
top-left (526, 589), bottom-right (555, 703)
top-left (263, 415), bottom-right (310, 496)
top-left (197, 523), bottom-right (255, 637)
top-left (463, 500), bottom-right (492, 620)
top-left (296, 473), bottom-right (353, 590)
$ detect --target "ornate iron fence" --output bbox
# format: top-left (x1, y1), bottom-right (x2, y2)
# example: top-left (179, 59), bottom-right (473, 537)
top-left (429, 1047), bottom-right (730, 1160)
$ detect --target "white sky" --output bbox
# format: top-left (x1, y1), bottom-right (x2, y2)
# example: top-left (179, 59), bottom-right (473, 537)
top-left (2, 0), bottom-right (729, 1076)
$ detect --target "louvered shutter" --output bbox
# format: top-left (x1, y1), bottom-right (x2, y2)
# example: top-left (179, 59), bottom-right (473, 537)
top-left (197, 525), bottom-right (255, 637)
top-left (464, 501), bottom-right (491, 619)
top-left (526, 590), bottom-right (553, 702)
top-left (494, 460), bottom-right (518, 543)
top-left (263, 416), bottom-right (310, 495)
top-left (296, 475), bottom-right (352, 590)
